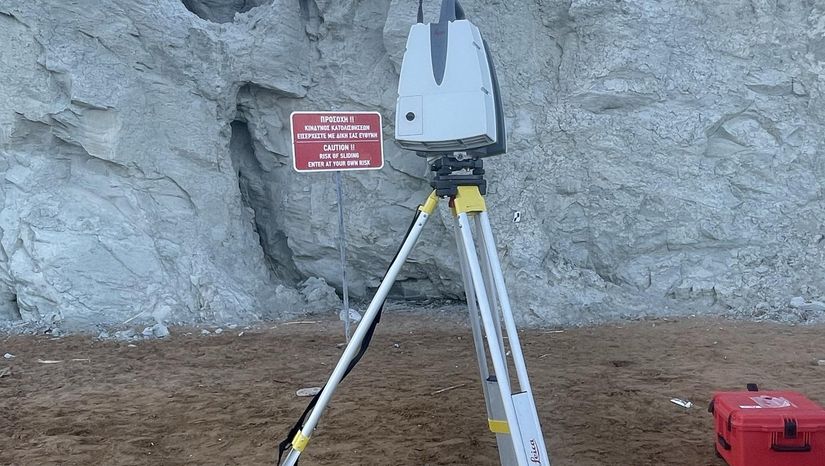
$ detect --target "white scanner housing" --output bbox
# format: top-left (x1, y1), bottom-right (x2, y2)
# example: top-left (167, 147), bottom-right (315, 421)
top-left (395, 20), bottom-right (499, 153)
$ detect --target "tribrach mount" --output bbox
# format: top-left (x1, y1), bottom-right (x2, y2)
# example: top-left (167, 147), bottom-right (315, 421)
top-left (428, 153), bottom-right (487, 197)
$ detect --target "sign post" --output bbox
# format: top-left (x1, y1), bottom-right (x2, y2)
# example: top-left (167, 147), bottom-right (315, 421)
top-left (290, 111), bottom-right (384, 342)
top-left (333, 171), bottom-right (349, 340)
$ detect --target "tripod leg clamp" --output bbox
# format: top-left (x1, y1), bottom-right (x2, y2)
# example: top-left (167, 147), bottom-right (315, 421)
top-left (452, 186), bottom-right (486, 215)
top-left (488, 419), bottom-right (510, 434)
top-left (419, 191), bottom-right (439, 215)
top-left (291, 432), bottom-right (311, 452)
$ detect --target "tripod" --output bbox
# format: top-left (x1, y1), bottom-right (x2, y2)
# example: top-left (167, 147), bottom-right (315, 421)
top-left (278, 156), bottom-right (550, 466)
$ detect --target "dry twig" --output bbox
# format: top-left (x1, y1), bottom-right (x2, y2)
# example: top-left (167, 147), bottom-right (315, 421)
top-left (430, 383), bottom-right (467, 395)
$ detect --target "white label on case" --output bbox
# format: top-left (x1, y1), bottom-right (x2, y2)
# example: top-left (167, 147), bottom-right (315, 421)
top-left (750, 396), bottom-right (795, 408)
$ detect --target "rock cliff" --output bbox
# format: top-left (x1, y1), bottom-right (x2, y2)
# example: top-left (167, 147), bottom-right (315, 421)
top-left (1, 0), bottom-right (823, 327)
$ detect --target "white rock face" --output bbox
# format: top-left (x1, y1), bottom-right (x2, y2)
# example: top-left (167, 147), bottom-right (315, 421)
top-left (0, 0), bottom-right (823, 326)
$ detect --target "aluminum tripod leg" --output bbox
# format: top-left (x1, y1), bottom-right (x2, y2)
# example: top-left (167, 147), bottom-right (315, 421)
top-left (452, 186), bottom-right (550, 466)
top-left (455, 212), bottom-right (529, 465)
top-left (453, 223), bottom-right (518, 465)
top-left (279, 193), bottom-right (439, 466)
top-left (478, 211), bottom-right (550, 462)
top-left (453, 223), bottom-right (491, 392)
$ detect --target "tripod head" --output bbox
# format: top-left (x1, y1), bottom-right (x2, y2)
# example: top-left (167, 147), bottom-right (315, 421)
top-left (427, 153), bottom-right (486, 197)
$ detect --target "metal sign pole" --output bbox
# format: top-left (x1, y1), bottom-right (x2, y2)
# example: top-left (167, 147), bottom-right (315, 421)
top-left (334, 170), bottom-right (351, 342)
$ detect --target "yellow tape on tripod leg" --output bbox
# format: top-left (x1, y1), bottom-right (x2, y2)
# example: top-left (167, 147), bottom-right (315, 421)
top-left (419, 191), bottom-right (439, 214)
top-left (292, 432), bottom-right (311, 452)
top-left (488, 419), bottom-right (510, 434)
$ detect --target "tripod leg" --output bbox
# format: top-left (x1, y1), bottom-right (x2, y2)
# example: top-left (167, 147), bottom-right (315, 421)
top-left (453, 223), bottom-right (491, 385)
top-left (279, 193), bottom-right (439, 466)
top-left (474, 215), bottom-right (509, 382)
top-left (477, 210), bottom-right (550, 464)
top-left (454, 222), bottom-right (518, 466)
top-left (455, 211), bottom-right (530, 466)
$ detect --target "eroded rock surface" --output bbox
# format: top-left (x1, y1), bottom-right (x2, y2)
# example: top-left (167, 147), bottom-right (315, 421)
top-left (0, 0), bottom-right (823, 327)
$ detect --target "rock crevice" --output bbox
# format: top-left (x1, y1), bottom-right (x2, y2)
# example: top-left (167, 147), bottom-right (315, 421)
top-left (181, 0), bottom-right (272, 23)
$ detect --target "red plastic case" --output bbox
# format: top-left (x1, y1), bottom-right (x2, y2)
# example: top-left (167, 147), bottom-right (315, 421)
top-left (710, 389), bottom-right (825, 466)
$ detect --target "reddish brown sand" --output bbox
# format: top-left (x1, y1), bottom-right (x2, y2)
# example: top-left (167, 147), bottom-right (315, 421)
top-left (1, 314), bottom-right (824, 465)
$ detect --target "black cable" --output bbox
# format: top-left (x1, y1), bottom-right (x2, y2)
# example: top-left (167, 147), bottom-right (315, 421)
top-left (276, 208), bottom-right (424, 464)
top-left (439, 0), bottom-right (455, 22)
top-left (455, 1), bottom-right (465, 20)
top-left (438, 0), bottom-right (465, 22)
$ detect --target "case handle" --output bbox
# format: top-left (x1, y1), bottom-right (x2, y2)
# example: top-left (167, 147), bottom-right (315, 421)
top-left (717, 434), bottom-right (732, 451)
top-left (771, 443), bottom-right (811, 453)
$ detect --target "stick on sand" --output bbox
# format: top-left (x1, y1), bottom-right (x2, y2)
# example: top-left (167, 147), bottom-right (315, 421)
top-left (430, 383), bottom-right (467, 395)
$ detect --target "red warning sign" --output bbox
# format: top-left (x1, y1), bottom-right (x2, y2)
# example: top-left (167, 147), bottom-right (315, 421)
top-left (291, 111), bottom-right (384, 172)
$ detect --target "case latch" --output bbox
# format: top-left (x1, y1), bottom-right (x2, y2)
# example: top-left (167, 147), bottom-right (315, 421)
top-left (784, 418), bottom-right (797, 439)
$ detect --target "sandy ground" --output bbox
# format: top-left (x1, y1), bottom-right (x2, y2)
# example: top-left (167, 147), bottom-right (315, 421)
top-left (1, 313), bottom-right (825, 465)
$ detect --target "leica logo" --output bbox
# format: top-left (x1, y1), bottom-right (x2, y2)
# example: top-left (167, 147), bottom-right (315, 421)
top-left (529, 439), bottom-right (542, 464)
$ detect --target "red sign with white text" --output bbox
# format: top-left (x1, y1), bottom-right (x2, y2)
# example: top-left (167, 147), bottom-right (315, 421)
top-left (291, 112), bottom-right (384, 172)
